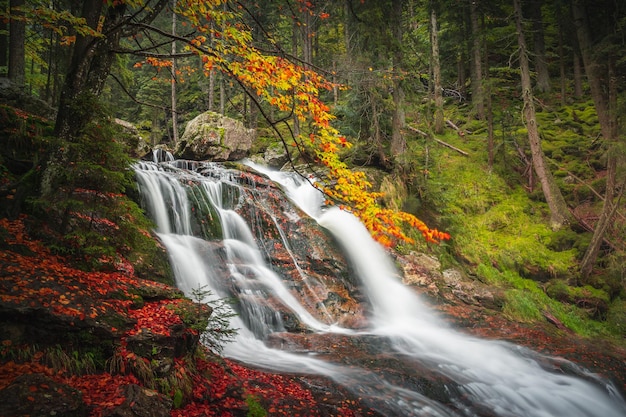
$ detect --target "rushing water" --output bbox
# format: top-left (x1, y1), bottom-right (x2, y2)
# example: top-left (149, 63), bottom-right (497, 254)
top-left (134, 158), bottom-right (626, 417)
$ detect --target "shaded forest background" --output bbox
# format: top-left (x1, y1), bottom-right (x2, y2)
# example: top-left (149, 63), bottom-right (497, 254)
top-left (1, 0), bottom-right (626, 343)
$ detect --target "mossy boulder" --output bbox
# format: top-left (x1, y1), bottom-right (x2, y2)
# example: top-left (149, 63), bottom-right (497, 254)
top-left (175, 111), bottom-right (256, 161)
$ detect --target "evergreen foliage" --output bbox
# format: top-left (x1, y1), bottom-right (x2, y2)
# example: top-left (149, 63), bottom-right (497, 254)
top-left (1, 0), bottom-right (625, 342)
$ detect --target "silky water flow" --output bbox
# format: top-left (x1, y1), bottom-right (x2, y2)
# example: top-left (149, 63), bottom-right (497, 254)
top-left (134, 157), bottom-right (626, 417)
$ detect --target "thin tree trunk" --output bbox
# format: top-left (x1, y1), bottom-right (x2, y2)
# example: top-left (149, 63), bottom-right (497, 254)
top-left (514, 0), bottom-right (570, 229)
top-left (431, 8), bottom-right (444, 134)
top-left (573, 52), bottom-right (583, 99)
top-left (469, 0), bottom-right (484, 119)
top-left (485, 25), bottom-right (494, 169)
top-left (390, 0), bottom-right (406, 157)
top-left (8, 0), bottom-right (25, 86)
top-left (170, 0), bottom-right (178, 143)
top-left (529, 0), bottom-right (551, 92)
top-left (558, 22), bottom-right (566, 105)
top-left (0, 5), bottom-right (6, 73)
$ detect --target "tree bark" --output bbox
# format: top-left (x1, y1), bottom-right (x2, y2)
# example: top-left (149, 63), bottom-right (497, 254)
top-left (469, 0), bottom-right (484, 119)
top-left (54, 0), bottom-right (127, 140)
top-left (390, 0), bottom-right (406, 157)
top-left (170, 0), bottom-right (179, 143)
top-left (431, 8), bottom-right (444, 134)
top-left (572, 53), bottom-right (583, 99)
top-left (8, 0), bottom-right (25, 86)
top-left (514, 0), bottom-right (570, 230)
top-left (0, 5), bottom-right (7, 73)
top-left (572, 0), bottom-right (624, 278)
top-left (529, 0), bottom-right (551, 92)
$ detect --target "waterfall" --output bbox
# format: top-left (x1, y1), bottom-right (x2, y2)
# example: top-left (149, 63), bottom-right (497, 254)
top-left (135, 158), bottom-right (626, 417)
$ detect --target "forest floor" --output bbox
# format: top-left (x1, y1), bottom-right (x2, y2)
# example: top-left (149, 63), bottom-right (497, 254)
top-left (2, 214), bottom-right (625, 416)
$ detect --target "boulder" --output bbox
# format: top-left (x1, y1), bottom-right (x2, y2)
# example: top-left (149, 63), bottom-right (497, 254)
top-left (0, 78), bottom-right (55, 119)
top-left (175, 111), bottom-right (256, 161)
top-left (262, 142), bottom-right (289, 168)
top-left (0, 373), bottom-right (86, 417)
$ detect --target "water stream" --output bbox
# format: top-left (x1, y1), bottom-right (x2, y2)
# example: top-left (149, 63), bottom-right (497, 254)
top-left (134, 158), bottom-right (626, 417)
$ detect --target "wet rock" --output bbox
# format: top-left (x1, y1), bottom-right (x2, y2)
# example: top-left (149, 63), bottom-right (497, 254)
top-left (0, 373), bottom-right (86, 417)
top-left (397, 251), bottom-right (504, 310)
top-left (103, 384), bottom-right (172, 417)
top-left (398, 251), bottom-right (442, 295)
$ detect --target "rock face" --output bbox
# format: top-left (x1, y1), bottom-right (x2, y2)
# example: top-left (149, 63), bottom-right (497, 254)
top-left (175, 111), bottom-right (256, 161)
top-left (0, 373), bottom-right (86, 417)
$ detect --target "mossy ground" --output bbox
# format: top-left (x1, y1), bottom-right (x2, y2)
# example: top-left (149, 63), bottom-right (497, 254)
top-left (394, 97), bottom-right (625, 345)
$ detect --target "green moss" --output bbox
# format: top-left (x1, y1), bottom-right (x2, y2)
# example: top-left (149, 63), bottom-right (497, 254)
top-left (502, 290), bottom-right (544, 322)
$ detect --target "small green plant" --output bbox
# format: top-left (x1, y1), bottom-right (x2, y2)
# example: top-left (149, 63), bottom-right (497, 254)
top-left (44, 345), bottom-right (97, 376)
top-left (246, 395), bottom-right (268, 417)
top-left (189, 285), bottom-right (239, 354)
top-left (172, 389), bottom-right (184, 409)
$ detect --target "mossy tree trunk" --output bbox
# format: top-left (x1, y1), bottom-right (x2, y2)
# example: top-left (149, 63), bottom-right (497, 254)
top-left (514, 0), bottom-right (571, 230)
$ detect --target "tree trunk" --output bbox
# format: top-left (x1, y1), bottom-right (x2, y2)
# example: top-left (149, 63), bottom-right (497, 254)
top-left (390, 0), bottom-right (406, 157)
top-left (170, 0), bottom-right (178, 143)
top-left (572, 0), bottom-right (624, 278)
top-left (8, 0), bottom-right (25, 86)
top-left (529, 0), bottom-right (551, 92)
top-left (573, 52), bottom-right (583, 99)
top-left (469, 0), bottom-right (484, 119)
top-left (514, 0), bottom-right (570, 230)
top-left (485, 27), bottom-right (494, 169)
top-left (0, 5), bottom-right (8, 73)
top-left (558, 23), bottom-right (566, 105)
top-left (54, 0), bottom-right (127, 140)
top-left (431, 8), bottom-right (444, 134)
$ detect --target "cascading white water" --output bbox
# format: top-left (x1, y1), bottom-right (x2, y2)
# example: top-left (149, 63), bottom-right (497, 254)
top-left (134, 158), bottom-right (626, 417)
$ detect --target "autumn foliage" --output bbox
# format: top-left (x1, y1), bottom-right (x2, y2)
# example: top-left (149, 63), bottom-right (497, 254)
top-left (172, 0), bottom-right (449, 246)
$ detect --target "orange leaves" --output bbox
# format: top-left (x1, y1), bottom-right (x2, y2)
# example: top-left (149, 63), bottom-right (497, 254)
top-left (145, 56), bottom-right (172, 68)
top-left (59, 35), bottom-right (76, 45)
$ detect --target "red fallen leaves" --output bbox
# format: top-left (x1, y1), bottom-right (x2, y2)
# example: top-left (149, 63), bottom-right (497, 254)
top-left (0, 359), bottom-right (58, 391)
top-left (174, 356), bottom-right (368, 417)
top-left (68, 373), bottom-right (140, 415)
top-left (126, 299), bottom-right (184, 337)
top-left (0, 217), bottom-right (176, 329)
top-left (1, 216), bottom-right (374, 416)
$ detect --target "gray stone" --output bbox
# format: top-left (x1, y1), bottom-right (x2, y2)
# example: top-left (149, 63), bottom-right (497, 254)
top-left (175, 111), bottom-right (256, 161)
